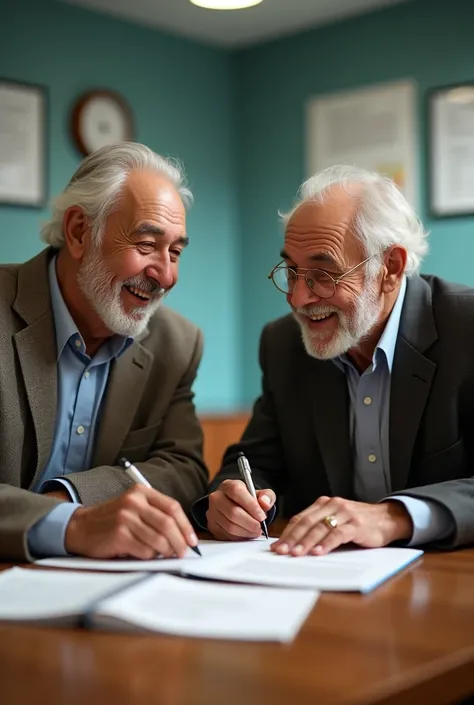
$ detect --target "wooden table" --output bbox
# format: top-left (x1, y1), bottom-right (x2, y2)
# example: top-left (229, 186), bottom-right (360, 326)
top-left (1, 523), bottom-right (474, 705)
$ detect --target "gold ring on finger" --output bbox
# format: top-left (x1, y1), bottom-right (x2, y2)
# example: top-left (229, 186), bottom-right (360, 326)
top-left (323, 515), bottom-right (338, 530)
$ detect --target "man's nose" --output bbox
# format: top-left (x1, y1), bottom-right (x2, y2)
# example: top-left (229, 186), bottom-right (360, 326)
top-left (145, 258), bottom-right (174, 291)
top-left (288, 275), bottom-right (321, 309)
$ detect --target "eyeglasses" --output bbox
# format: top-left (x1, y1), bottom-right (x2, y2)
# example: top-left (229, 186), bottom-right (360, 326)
top-left (268, 255), bottom-right (374, 299)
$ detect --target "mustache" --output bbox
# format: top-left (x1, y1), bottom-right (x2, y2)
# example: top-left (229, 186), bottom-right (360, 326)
top-left (122, 275), bottom-right (166, 296)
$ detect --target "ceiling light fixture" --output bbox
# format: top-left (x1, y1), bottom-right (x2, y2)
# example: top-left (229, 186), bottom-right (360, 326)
top-left (190, 0), bottom-right (264, 9)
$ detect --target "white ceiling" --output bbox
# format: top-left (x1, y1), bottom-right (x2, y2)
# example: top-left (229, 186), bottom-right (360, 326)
top-left (59, 0), bottom-right (411, 48)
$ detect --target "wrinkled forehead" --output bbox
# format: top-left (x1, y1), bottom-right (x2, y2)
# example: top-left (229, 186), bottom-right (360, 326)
top-left (120, 169), bottom-right (185, 217)
top-left (284, 186), bottom-right (364, 263)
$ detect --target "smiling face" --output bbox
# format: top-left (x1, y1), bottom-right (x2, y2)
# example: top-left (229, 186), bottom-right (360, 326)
top-left (75, 169), bottom-right (188, 338)
top-left (282, 187), bottom-right (382, 360)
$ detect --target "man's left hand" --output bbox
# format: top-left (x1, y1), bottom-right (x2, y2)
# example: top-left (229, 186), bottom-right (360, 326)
top-left (44, 490), bottom-right (72, 502)
top-left (271, 496), bottom-right (413, 557)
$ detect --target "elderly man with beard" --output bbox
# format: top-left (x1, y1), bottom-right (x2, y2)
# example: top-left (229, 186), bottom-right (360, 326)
top-left (201, 165), bottom-right (474, 553)
top-left (0, 142), bottom-right (208, 561)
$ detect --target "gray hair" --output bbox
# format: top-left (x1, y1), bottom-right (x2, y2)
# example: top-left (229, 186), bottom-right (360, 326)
top-left (41, 142), bottom-right (193, 248)
top-left (280, 165), bottom-right (428, 277)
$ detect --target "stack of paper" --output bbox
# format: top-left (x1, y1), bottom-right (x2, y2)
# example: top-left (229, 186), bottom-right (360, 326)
top-left (36, 539), bottom-right (423, 594)
top-left (183, 544), bottom-right (423, 593)
top-left (0, 567), bottom-right (317, 642)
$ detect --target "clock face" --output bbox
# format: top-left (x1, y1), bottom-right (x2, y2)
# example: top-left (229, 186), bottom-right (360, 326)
top-left (72, 90), bottom-right (134, 156)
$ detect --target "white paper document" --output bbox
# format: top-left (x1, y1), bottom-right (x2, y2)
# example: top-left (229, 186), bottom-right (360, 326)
top-left (0, 568), bottom-right (144, 624)
top-left (36, 539), bottom-right (422, 592)
top-left (93, 574), bottom-right (318, 642)
top-left (184, 545), bottom-right (423, 593)
top-left (35, 538), bottom-right (271, 572)
top-left (0, 567), bottom-right (317, 642)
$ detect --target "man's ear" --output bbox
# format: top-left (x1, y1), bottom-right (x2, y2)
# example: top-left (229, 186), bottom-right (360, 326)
top-left (381, 246), bottom-right (407, 294)
top-left (62, 206), bottom-right (89, 261)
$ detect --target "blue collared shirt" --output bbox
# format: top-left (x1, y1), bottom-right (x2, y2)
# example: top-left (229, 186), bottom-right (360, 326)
top-left (28, 256), bottom-right (133, 557)
top-left (334, 277), bottom-right (452, 545)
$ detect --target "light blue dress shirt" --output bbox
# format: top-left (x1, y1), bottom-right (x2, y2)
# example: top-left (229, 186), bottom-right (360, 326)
top-left (28, 256), bottom-right (132, 557)
top-left (333, 277), bottom-right (453, 545)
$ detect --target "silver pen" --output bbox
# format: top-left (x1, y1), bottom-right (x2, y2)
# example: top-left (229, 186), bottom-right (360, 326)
top-left (237, 452), bottom-right (269, 540)
top-left (119, 457), bottom-right (202, 557)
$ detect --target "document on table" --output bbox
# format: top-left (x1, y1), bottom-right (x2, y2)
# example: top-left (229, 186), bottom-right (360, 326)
top-left (0, 568), bottom-right (145, 624)
top-left (0, 568), bottom-right (318, 642)
top-left (35, 538), bottom-right (274, 572)
top-left (184, 544), bottom-right (423, 593)
top-left (92, 574), bottom-right (318, 642)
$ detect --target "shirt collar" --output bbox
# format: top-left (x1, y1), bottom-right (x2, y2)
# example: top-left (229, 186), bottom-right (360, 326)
top-left (374, 275), bottom-right (406, 372)
top-left (335, 275), bottom-right (407, 374)
top-left (48, 255), bottom-right (133, 361)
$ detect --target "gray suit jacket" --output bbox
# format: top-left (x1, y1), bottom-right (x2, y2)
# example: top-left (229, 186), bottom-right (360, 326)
top-left (0, 248), bottom-right (208, 561)
top-left (211, 275), bottom-right (474, 548)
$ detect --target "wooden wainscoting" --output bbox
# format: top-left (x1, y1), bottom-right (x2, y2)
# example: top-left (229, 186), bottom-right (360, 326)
top-left (199, 412), bottom-right (250, 480)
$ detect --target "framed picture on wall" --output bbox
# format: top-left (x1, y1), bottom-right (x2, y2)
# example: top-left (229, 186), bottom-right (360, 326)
top-left (0, 78), bottom-right (47, 208)
top-left (306, 80), bottom-right (419, 208)
top-left (427, 82), bottom-right (474, 218)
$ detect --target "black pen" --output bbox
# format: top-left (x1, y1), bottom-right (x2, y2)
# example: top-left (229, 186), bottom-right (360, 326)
top-left (237, 452), bottom-right (269, 540)
top-left (119, 458), bottom-right (202, 557)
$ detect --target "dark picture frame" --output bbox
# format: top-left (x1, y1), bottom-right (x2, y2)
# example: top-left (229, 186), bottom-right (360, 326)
top-left (427, 81), bottom-right (474, 218)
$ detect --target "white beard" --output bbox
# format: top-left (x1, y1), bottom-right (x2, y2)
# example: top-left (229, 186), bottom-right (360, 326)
top-left (294, 282), bottom-right (381, 360)
top-left (77, 247), bottom-right (166, 338)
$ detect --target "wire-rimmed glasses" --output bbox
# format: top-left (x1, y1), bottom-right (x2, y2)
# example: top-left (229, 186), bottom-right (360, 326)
top-left (268, 256), bottom-right (373, 299)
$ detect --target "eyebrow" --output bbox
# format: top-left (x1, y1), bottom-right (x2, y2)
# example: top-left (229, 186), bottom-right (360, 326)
top-left (134, 224), bottom-right (189, 248)
top-left (279, 250), bottom-right (338, 267)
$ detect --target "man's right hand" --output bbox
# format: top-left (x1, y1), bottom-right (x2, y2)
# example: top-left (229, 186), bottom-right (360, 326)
top-left (65, 485), bottom-right (198, 559)
top-left (206, 479), bottom-right (276, 540)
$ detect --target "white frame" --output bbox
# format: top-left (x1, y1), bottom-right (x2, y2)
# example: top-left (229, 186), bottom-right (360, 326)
top-left (306, 79), bottom-right (418, 209)
top-left (0, 79), bottom-right (47, 207)
top-left (428, 82), bottom-right (474, 218)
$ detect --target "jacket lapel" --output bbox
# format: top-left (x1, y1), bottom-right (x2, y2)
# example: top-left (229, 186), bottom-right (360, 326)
top-left (92, 342), bottom-right (154, 467)
top-left (12, 249), bottom-right (57, 486)
top-left (389, 276), bottom-right (438, 492)
top-left (308, 357), bottom-right (355, 499)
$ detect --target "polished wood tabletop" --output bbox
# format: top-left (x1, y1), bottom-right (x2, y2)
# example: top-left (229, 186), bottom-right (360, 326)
top-left (1, 522), bottom-right (474, 705)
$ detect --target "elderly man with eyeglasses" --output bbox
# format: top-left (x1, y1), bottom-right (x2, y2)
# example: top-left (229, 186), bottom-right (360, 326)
top-left (196, 165), bottom-right (474, 554)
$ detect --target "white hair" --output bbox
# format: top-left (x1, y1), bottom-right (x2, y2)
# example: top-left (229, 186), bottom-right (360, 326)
top-left (41, 142), bottom-right (193, 248)
top-left (280, 165), bottom-right (429, 277)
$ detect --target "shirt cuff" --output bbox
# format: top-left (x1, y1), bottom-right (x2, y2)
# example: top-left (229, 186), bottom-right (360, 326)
top-left (39, 478), bottom-right (80, 503)
top-left (191, 495), bottom-right (277, 531)
top-left (27, 502), bottom-right (81, 558)
top-left (388, 495), bottom-right (454, 546)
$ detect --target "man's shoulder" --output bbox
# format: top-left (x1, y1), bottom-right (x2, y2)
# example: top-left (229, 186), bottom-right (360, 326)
top-left (0, 262), bottom-right (21, 308)
top-left (144, 306), bottom-right (202, 349)
top-left (422, 274), bottom-right (474, 320)
top-left (261, 312), bottom-right (300, 340)
top-left (423, 273), bottom-right (474, 298)
top-left (259, 313), bottom-right (304, 360)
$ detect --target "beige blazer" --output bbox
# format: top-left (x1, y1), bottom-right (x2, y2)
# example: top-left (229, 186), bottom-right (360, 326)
top-left (0, 248), bottom-right (208, 560)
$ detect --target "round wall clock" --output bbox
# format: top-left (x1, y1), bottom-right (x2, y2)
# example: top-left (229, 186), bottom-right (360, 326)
top-left (71, 89), bottom-right (134, 156)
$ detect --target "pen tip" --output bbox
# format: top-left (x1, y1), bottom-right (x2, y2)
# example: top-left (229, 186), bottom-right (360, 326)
top-left (191, 545), bottom-right (202, 557)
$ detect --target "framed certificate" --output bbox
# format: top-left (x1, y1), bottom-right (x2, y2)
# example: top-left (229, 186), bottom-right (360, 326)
top-left (0, 79), bottom-right (47, 207)
top-left (428, 82), bottom-right (474, 217)
top-left (307, 80), bottom-right (418, 208)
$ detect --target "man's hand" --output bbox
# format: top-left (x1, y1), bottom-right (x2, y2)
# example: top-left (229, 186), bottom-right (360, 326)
top-left (65, 485), bottom-right (198, 559)
top-left (206, 479), bottom-right (276, 541)
top-left (272, 497), bottom-right (413, 556)
top-left (44, 490), bottom-right (72, 501)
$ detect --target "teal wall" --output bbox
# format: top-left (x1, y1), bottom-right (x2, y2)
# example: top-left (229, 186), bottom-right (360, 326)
top-left (235, 0), bottom-right (474, 403)
top-left (0, 0), bottom-right (239, 412)
top-left (2, 0), bottom-right (474, 410)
